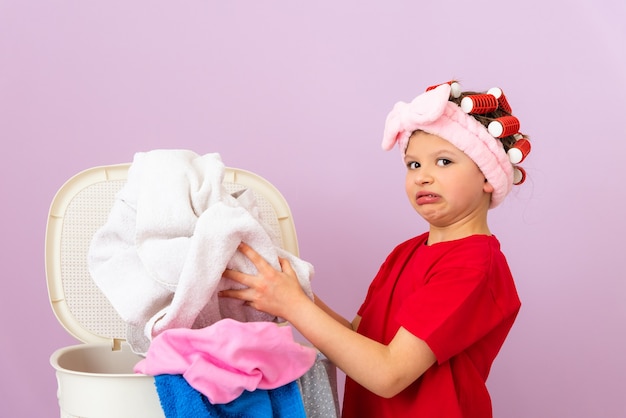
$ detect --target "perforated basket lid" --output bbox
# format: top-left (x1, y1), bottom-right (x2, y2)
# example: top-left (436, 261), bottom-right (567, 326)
top-left (45, 163), bottom-right (299, 345)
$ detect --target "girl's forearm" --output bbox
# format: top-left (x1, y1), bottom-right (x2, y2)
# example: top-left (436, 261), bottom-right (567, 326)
top-left (313, 294), bottom-right (353, 330)
top-left (285, 295), bottom-right (409, 398)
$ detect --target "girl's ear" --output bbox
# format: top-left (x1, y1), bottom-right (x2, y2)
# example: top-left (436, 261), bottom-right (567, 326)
top-left (483, 179), bottom-right (495, 194)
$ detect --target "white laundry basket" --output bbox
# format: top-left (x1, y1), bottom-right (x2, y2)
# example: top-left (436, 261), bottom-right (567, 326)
top-left (45, 162), bottom-right (323, 418)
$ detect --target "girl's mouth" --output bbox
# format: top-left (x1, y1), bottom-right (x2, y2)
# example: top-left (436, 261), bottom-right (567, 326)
top-left (416, 192), bottom-right (440, 205)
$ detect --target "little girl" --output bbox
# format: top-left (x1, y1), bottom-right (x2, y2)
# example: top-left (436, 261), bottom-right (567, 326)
top-left (222, 80), bottom-right (529, 417)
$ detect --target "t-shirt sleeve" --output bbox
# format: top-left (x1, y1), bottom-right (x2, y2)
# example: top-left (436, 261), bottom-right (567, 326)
top-left (357, 253), bottom-right (392, 317)
top-left (396, 261), bottom-right (506, 364)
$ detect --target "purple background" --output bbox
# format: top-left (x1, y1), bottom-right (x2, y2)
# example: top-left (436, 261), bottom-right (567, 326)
top-left (2, 1), bottom-right (625, 416)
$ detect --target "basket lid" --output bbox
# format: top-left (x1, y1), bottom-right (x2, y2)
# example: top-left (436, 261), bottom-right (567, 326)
top-left (45, 163), bottom-right (298, 345)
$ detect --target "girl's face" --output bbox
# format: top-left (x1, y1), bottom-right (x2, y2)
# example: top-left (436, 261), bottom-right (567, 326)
top-left (404, 131), bottom-right (493, 232)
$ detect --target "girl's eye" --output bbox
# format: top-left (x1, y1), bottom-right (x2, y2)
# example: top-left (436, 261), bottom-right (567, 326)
top-left (437, 158), bottom-right (452, 167)
top-left (407, 161), bottom-right (420, 170)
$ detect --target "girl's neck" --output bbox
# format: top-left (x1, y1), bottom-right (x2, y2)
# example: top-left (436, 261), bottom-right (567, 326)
top-left (427, 222), bottom-right (491, 246)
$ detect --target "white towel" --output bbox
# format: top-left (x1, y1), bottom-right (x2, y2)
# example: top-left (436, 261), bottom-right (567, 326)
top-left (88, 150), bottom-right (314, 354)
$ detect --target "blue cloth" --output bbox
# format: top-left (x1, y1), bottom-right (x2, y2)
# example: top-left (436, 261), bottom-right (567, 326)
top-left (154, 374), bottom-right (306, 418)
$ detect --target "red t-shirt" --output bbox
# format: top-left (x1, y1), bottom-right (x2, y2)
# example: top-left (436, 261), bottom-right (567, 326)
top-left (342, 233), bottom-right (521, 418)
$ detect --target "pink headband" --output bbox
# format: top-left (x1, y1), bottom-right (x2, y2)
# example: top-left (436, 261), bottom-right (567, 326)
top-left (382, 83), bottom-right (514, 208)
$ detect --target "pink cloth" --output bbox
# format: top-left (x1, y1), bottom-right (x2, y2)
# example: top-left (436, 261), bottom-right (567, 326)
top-left (134, 319), bottom-right (317, 404)
top-left (382, 83), bottom-right (514, 208)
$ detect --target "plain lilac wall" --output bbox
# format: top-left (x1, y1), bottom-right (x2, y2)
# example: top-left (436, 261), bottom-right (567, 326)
top-left (2, 0), bottom-right (625, 416)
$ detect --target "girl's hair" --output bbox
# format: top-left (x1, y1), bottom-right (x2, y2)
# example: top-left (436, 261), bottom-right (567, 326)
top-left (450, 91), bottom-right (520, 153)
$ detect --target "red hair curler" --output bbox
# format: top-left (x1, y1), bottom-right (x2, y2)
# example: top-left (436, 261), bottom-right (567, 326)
top-left (487, 87), bottom-right (512, 114)
top-left (507, 138), bottom-right (531, 164)
top-left (513, 166), bottom-right (526, 185)
top-left (488, 116), bottom-right (520, 138)
top-left (460, 94), bottom-right (498, 114)
top-left (426, 80), bottom-right (462, 98)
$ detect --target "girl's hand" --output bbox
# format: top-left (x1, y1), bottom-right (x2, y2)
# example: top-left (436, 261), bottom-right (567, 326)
top-left (220, 242), bottom-right (309, 320)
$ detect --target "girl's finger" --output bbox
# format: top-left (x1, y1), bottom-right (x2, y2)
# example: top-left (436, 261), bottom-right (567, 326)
top-left (237, 242), bottom-right (271, 269)
top-left (278, 257), bottom-right (295, 276)
top-left (222, 268), bottom-right (253, 286)
top-left (218, 287), bottom-right (254, 303)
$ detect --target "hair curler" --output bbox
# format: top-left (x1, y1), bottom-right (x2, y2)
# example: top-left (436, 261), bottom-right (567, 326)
top-left (507, 138), bottom-right (531, 164)
top-left (460, 94), bottom-right (498, 114)
top-left (513, 166), bottom-right (526, 185)
top-left (488, 116), bottom-right (520, 138)
top-left (487, 87), bottom-right (512, 114)
top-left (426, 80), bottom-right (462, 98)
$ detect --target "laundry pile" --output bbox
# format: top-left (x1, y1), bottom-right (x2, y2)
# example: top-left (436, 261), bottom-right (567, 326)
top-left (135, 319), bottom-right (316, 417)
top-left (88, 150), bottom-right (337, 417)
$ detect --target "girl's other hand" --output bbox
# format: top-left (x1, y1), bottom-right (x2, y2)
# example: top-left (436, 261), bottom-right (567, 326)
top-left (220, 242), bottom-right (309, 320)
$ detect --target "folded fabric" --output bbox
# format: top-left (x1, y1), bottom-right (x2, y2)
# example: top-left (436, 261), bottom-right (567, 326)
top-left (134, 319), bottom-right (317, 404)
top-left (298, 353), bottom-right (341, 417)
top-left (154, 374), bottom-right (306, 418)
top-left (88, 150), bottom-right (314, 354)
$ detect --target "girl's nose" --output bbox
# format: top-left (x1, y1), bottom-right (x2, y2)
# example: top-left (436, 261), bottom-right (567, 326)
top-left (413, 169), bottom-right (433, 185)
